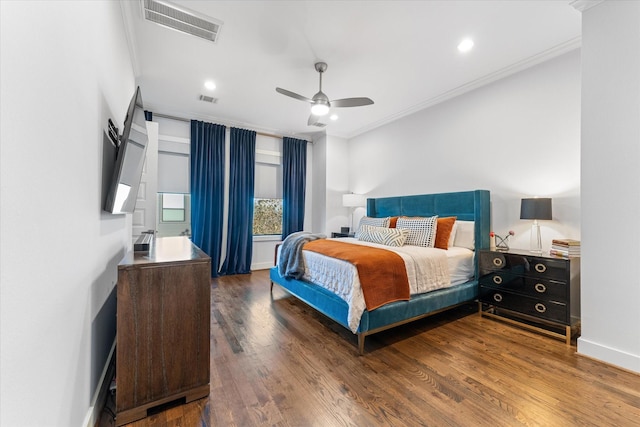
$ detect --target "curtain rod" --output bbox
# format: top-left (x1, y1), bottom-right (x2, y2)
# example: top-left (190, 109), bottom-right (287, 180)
top-left (151, 112), bottom-right (312, 142)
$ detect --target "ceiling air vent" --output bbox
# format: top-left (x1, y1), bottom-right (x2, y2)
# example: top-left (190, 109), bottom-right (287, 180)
top-left (199, 95), bottom-right (218, 104)
top-left (141, 0), bottom-right (223, 43)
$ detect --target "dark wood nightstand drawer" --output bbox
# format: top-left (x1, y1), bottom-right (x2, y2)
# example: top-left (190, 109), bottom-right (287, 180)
top-left (480, 287), bottom-right (568, 323)
top-left (479, 272), bottom-right (567, 302)
top-left (479, 251), bottom-right (569, 281)
top-left (478, 249), bottom-right (580, 344)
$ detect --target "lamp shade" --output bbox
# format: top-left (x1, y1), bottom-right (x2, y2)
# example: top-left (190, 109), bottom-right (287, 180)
top-left (342, 193), bottom-right (366, 207)
top-left (520, 198), bottom-right (552, 220)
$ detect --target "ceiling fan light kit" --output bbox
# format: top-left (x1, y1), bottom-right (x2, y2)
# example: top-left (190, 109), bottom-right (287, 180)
top-left (310, 102), bottom-right (329, 116)
top-left (276, 62), bottom-right (374, 126)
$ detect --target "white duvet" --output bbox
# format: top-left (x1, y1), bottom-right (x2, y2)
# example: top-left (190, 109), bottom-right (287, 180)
top-left (295, 238), bottom-right (474, 333)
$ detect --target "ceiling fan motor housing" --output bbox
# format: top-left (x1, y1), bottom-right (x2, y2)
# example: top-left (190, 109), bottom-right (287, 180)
top-left (275, 61), bottom-right (373, 124)
top-left (311, 62), bottom-right (330, 115)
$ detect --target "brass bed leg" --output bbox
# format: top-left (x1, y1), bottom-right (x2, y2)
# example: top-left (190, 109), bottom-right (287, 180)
top-left (358, 333), bottom-right (365, 355)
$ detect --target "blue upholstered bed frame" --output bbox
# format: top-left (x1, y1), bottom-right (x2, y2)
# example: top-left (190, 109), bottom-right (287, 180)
top-left (269, 190), bottom-right (491, 354)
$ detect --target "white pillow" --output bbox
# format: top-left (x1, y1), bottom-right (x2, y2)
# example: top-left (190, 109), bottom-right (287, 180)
top-left (453, 220), bottom-right (475, 250)
top-left (448, 221), bottom-right (458, 248)
top-left (358, 224), bottom-right (409, 247)
top-left (355, 216), bottom-right (390, 238)
top-left (396, 216), bottom-right (438, 247)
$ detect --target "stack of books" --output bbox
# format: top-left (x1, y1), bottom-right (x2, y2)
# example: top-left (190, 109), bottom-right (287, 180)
top-left (549, 239), bottom-right (581, 258)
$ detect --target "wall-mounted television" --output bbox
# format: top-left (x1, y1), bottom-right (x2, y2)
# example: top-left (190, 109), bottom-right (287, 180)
top-left (104, 86), bottom-right (149, 214)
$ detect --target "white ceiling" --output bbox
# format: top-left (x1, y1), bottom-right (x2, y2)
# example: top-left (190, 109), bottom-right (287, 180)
top-left (121, 0), bottom-right (581, 140)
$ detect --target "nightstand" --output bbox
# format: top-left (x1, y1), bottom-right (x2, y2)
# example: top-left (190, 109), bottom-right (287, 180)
top-left (331, 231), bottom-right (355, 238)
top-left (478, 249), bottom-right (580, 345)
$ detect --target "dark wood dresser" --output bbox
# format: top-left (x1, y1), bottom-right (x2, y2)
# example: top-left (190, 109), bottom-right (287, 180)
top-left (116, 236), bottom-right (211, 426)
top-left (478, 249), bottom-right (580, 345)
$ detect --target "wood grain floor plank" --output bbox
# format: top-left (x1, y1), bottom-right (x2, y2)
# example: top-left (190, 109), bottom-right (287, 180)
top-left (103, 270), bottom-right (640, 427)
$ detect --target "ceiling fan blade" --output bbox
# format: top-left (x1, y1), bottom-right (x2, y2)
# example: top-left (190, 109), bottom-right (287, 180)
top-left (276, 87), bottom-right (312, 103)
top-left (307, 115), bottom-right (327, 127)
top-left (330, 97), bottom-right (374, 108)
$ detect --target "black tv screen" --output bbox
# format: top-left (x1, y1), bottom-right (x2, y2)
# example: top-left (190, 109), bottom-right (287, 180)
top-left (104, 86), bottom-right (148, 214)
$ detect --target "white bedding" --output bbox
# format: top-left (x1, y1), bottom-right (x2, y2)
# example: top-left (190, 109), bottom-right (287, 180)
top-left (446, 246), bottom-right (476, 286)
top-left (291, 238), bottom-right (474, 333)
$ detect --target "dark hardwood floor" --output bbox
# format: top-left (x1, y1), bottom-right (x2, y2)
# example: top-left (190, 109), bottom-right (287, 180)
top-left (101, 269), bottom-right (640, 426)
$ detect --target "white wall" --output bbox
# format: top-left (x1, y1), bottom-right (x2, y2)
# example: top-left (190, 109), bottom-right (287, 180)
top-left (0, 2), bottom-right (135, 426)
top-left (308, 133), bottom-right (354, 237)
top-left (578, 0), bottom-right (640, 373)
top-left (326, 135), bottom-right (352, 234)
top-left (312, 134), bottom-right (328, 234)
top-left (347, 50), bottom-right (582, 252)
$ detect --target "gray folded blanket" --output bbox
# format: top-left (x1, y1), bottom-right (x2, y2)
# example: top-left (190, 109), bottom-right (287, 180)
top-left (278, 231), bottom-right (326, 279)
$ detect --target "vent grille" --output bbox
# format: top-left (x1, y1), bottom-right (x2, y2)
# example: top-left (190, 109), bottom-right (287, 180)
top-left (311, 122), bottom-right (327, 128)
top-left (142, 0), bottom-right (222, 43)
top-left (199, 95), bottom-right (218, 104)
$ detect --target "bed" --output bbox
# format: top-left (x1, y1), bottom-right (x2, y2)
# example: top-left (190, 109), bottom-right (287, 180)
top-left (269, 189), bottom-right (490, 354)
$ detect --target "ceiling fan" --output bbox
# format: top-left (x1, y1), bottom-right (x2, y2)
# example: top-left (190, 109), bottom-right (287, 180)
top-left (276, 62), bottom-right (374, 127)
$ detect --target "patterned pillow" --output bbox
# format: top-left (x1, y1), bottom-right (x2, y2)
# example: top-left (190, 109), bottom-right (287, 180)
top-left (396, 216), bottom-right (438, 247)
top-left (355, 216), bottom-right (390, 238)
top-left (358, 224), bottom-right (410, 247)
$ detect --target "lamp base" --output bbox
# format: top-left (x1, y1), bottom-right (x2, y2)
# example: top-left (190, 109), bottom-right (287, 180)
top-left (530, 221), bottom-right (543, 254)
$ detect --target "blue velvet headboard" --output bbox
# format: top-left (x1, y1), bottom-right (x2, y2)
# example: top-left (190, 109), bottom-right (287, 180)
top-left (366, 190), bottom-right (491, 252)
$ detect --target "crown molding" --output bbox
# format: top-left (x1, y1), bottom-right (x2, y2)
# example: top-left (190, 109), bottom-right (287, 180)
top-left (569, 0), bottom-right (605, 12)
top-left (344, 36), bottom-right (582, 140)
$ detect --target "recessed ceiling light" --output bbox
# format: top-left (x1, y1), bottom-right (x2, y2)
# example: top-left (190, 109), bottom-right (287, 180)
top-left (204, 80), bottom-right (216, 90)
top-left (457, 38), bottom-right (474, 53)
top-left (330, 114), bottom-right (338, 121)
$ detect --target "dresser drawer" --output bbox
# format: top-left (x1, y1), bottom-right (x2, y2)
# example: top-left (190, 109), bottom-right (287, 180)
top-left (479, 251), bottom-right (569, 281)
top-left (480, 287), bottom-right (568, 323)
top-left (479, 272), bottom-right (567, 302)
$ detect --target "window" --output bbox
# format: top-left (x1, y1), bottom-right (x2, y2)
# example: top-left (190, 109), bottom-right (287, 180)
top-left (161, 193), bottom-right (185, 222)
top-left (253, 135), bottom-right (283, 237)
top-left (253, 198), bottom-right (282, 235)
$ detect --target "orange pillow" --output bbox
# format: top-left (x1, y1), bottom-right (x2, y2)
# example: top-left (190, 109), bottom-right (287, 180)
top-left (389, 216), bottom-right (399, 228)
top-left (435, 217), bottom-right (457, 250)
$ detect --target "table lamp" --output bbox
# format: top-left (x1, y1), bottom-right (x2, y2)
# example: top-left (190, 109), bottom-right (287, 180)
top-left (520, 197), bottom-right (552, 254)
top-left (342, 193), bottom-right (366, 233)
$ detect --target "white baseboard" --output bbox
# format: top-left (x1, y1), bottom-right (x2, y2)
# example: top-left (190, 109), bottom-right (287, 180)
top-left (577, 336), bottom-right (640, 374)
top-left (82, 339), bottom-right (117, 427)
top-left (251, 262), bottom-right (274, 271)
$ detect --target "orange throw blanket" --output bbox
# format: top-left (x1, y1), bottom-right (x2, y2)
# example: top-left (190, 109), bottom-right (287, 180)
top-left (303, 240), bottom-right (410, 311)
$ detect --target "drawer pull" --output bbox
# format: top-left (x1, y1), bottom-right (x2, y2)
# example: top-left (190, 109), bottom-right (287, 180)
top-left (534, 263), bottom-right (547, 273)
top-left (492, 257), bottom-right (504, 267)
top-left (535, 303), bottom-right (547, 313)
top-left (493, 276), bottom-right (503, 285)
top-left (493, 293), bottom-right (503, 303)
top-left (534, 283), bottom-right (547, 293)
